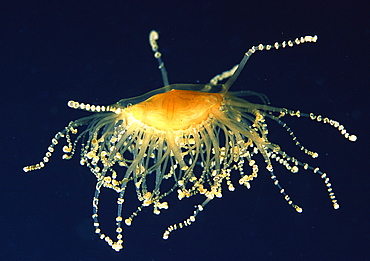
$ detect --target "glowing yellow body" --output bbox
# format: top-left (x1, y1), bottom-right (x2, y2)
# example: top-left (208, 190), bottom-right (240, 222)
top-left (129, 89), bottom-right (223, 130)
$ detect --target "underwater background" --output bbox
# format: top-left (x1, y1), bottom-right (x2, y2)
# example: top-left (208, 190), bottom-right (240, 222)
top-left (0, 1), bottom-right (368, 260)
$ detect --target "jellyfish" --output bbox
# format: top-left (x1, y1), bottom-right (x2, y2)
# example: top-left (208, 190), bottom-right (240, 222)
top-left (24, 30), bottom-right (356, 252)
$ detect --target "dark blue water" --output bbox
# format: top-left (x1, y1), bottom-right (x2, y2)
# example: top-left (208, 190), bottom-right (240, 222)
top-left (0, 1), bottom-right (367, 260)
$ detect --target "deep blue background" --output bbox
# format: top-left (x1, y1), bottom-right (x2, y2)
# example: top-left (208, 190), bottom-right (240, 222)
top-left (0, 1), bottom-right (368, 260)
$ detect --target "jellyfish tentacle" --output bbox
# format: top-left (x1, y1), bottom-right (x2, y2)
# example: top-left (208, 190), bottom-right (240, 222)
top-left (149, 30), bottom-right (169, 86)
top-left (223, 35), bottom-right (318, 90)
